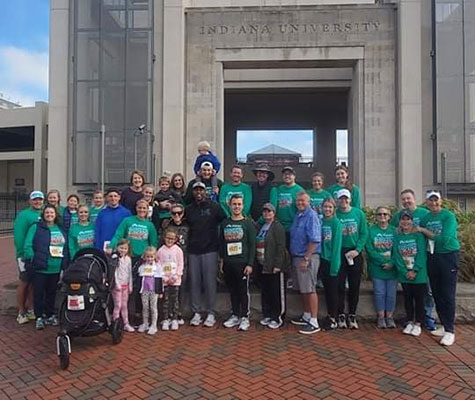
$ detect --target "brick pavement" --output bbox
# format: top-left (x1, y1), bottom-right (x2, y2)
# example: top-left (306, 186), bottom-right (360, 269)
top-left (0, 315), bottom-right (474, 400)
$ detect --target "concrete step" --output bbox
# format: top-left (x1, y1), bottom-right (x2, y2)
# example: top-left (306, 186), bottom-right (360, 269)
top-left (2, 280), bottom-right (475, 322)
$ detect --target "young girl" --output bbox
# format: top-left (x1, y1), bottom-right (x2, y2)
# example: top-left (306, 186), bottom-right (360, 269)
top-left (308, 172), bottom-right (331, 217)
top-left (90, 190), bottom-right (105, 224)
top-left (63, 194), bottom-right (80, 234)
top-left (46, 189), bottom-right (66, 218)
top-left (157, 229), bottom-right (184, 331)
top-left (138, 247), bottom-right (163, 335)
top-left (327, 165), bottom-right (362, 209)
top-left (113, 239), bottom-right (135, 332)
top-left (68, 205), bottom-right (95, 259)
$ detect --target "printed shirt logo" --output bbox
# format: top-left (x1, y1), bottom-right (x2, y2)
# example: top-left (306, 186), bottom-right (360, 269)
top-left (340, 218), bottom-right (358, 236)
top-left (127, 223), bottom-right (149, 240)
top-left (426, 220), bottom-right (443, 235)
top-left (398, 238), bottom-right (417, 270)
top-left (373, 233), bottom-right (394, 251)
top-left (223, 224), bottom-right (244, 241)
top-left (310, 197), bottom-right (324, 214)
top-left (322, 225), bottom-right (333, 242)
top-left (77, 229), bottom-right (94, 248)
top-left (50, 231), bottom-right (65, 246)
top-left (278, 193), bottom-right (292, 209)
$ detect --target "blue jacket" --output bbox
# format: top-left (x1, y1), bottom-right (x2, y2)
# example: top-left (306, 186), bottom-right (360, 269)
top-left (32, 221), bottom-right (69, 271)
top-left (193, 151), bottom-right (221, 175)
top-left (94, 205), bottom-right (131, 250)
top-left (62, 208), bottom-right (73, 235)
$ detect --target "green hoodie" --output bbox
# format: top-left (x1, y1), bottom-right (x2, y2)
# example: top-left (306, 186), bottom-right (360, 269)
top-left (366, 224), bottom-right (397, 280)
top-left (392, 231), bottom-right (428, 284)
top-left (321, 216), bottom-right (342, 276)
top-left (391, 207), bottom-right (429, 228)
top-left (13, 207), bottom-right (42, 258)
top-left (90, 205), bottom-right (105, 224)
top-left (327, 183), bottom-right (362, 209)
top-left (276, 183), bottom-right (304, 231)
top-left (308, 189), bottom-right (332, 216)
top-left (24, 224), bottom-right (65, 274)
top-left (219, 182), bottom-right (253, 217)
top-left (110, 216), bottom-right (159, 257)
top-left (421, 208), bottom-right (460, 253)
top-left (69, 222), bottom-right (95, 259)
top-left (336, 207), bottom-right (368, 252)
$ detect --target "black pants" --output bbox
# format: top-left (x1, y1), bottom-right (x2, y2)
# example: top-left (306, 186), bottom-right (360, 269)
top-left (337, 250), bottom-right (363, 315)
top-left (33, 272), bottom-right (60, 319)
top-left (162, 286), bottom-right (180, 320)
top-left (428, 252), bottom-right (459, 333)
top-left (320, 259), bottom-right (339, 319)
top-left (260, 270), bottom-right (285, 323)
top-left (402, 283), bottom-right (426, 324)
top-left (224, 263), bottom-right (250, 318)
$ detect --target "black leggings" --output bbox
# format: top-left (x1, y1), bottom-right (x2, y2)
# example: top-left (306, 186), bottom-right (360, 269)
top-left (320, 259), bottom-right (339, 319)
top-left (337, 250), bottom-right (363, 315)
top-left (401, 283), bottom-right (426, 324)
top-left (33, 272), bottom-right (60, 319)
top-left (224, 263), bottom-right (250, 318)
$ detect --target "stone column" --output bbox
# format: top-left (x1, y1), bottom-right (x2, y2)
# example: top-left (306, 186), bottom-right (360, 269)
top-left (47, 0), bottom-right (69, 194)
top-left (398, 0), bottom-right (423, 201)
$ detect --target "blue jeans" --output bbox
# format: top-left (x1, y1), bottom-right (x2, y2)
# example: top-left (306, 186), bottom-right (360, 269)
top-left (372, 278), bottom-right (397, 314)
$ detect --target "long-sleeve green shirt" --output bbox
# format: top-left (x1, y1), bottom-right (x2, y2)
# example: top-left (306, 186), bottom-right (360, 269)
top-left (90, 205), bottom-right (105, 224)
top-left (392, 231), bottom-right (428, 284)
top-left (308, 189), bottom-right (332, 216)
top-left (327, 183), bottom-right (362, 209)
top-left (219, 182), bottom-right (253, 217)
top-left (24, 224), bottom-right (65, 274)
top-left (421, 208), bottom-right (460, 253)
top-left (13, 207), bottom-right (41, 258)
top-left (321, 216), bottom-right (342, 277)
top-left (336, 207), bottom-right (368, 252)
top-left (391, 206), bottom-right (429, 228)
top-left (276, 183), bottom-right (305, 231)
top-left (69, 222), bottom-right (95, 259)
top-left (110, 216), bottom-right (159, 257)
top-left (219, 217), bottom-right (256, 266)
top-left (366, 224), bottom-right (397, 280)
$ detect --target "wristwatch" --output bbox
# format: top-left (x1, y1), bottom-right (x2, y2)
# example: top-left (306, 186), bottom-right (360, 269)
top-left (304, 256), bottom-right (309, 262)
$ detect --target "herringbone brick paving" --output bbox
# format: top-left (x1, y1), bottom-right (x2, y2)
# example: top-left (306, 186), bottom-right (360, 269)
top-left (0, 316), bottom-right (474, 400)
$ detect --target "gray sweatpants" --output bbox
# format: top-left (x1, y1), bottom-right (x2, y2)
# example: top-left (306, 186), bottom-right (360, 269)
top-left (188, 252), bottom-right (218, 314)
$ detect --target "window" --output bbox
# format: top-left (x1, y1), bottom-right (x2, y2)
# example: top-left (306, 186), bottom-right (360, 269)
top-left (0, 126), bottom-right (34, 152)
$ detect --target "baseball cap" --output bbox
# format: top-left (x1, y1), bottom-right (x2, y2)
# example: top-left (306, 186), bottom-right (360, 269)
top-left (337, 189), bottom-right (351, 199)
top-left (399, 209), bottom-right (413, 220)
top-left (29, 190), bottom-right (44, 200)
top-left (426, 190), bottom-right (441, 200)
top-left (200, 161), bottom-right (213, 169)
top-left (262, 203), bottom-right (276, 213)
top-left (192, 181), bottom-right (206, 190)
top-left (281, 166), bottom-right (296, 174)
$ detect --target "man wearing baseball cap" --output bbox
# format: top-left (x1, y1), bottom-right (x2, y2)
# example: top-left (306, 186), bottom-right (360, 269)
top-left (184, 161), bottom-right (223, 204)
top-left (13, 190), bottom-right (44, 324)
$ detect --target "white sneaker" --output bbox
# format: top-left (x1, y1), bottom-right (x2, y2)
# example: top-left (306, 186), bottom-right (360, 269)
top-left (440, 332), bottom-right (455, 346)
top-left (138, 323), bottom-right (149, 333)
top-left (238, 317), bottom-right (250, 331)
top-left (260, 317), bottom-right (272, 326)
top-left (431, 327), bottom-right (445, 337)
top-left (190, 313), bottom-right (202, 326)
top-left (16, 313), bottom-right (29, 325)
top-left (170, 320), bottom-right (179, 331)
top-left (177, 318), bottom-right (185, 325)
top-left (124, 324), bottom-right (135, 333)
top-left (403, 323), bottom-right (414, 335)
top-left (223, 315), bottom-right (240, 328)
top-left (268, 319), bottom-right (283, 330)
top-left (410, 325), bottom-right (422, 337)
top-left (161, 319), bottom-right (170, 331)
top-left (203, 313), bottom-right (216, 328)
top-left (147, 326), bottom-right (158, 335)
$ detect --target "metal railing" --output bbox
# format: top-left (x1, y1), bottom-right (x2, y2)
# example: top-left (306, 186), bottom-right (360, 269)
top-left (0, 192), bottom-right (29, 235)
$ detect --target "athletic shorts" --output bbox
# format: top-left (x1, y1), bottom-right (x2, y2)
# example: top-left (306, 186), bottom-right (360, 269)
top-left (17, 258), bottom-right (32, 283)
top-left (291, 254), bottom-right (320, 294)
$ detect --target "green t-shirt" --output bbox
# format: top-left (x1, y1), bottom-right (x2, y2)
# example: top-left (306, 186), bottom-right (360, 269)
top-left (308, 189), bottom-right (332, 216)
top-left (24, 224), bottom-right (65, 274)
top-left (219, 217), bottom-right (256, 266)
top-left (421, 208), bottom-right (460, 253)
top-left (90, 205), bottom-right (105, 224)
top-left (110, 216), bottom-right (159, 257)
top-left (321, 216), bottom-right (342, 277)
top-left (70, 210), bottom-right (79, 226)
top-left (392, 231), bottom-right (428, 284)
top-left (391, 207), bottom-right (429, 228)
top-left (219, 182), bottom-right (253, 217)
top-left (366, 224), bottom-right (397, 280)
top-left (276, 183), bottom-right (304, 231)
top-left (327, 183), bottom-right (362, 209)
top-left (13, 207), bottom-right (42, 258)
top-left (336, 207), bottom-right (368, 252)
top-left (69, 222), bottom-right (95, 259)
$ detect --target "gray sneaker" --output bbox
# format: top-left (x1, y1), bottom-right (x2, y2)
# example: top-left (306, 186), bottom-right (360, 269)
top-left (385, 317), bottom-right (396, 329)
top-left (377, 317), bottom-right (387, 329)
top-left (189, 313), bottom-right (202, 326)
top-left (203, 313), bottom-right (216, 328)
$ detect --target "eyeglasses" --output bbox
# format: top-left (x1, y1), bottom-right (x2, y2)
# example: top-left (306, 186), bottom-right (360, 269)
top-left (171, 211), bottom-right (183, 216)
top-left (377, 213), bottom-right (389, 216)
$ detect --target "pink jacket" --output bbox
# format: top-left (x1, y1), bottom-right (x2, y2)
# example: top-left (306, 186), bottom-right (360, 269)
top-left (157, 244), bottom-right (184, 286)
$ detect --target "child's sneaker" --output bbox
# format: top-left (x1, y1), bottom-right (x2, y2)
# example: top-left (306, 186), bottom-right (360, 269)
top-left (161, 319), bottom-right (170, 331)
top-left (190, 313), bottom-right (202, 326)
top-left (26, 310), bottom-right (36, 321)
top-left (147, 326), bottom-right (157, 335)
top-left (138, 323), bottom-right (149, 333)
top-left (403, 322), bottom-right (414, 335)
top-left (170, 320), bottom-right (179, 331)
top-left (16, 313), bottom-right (29, 325)
top-left (177, 318), bottom-right (185, 325)
top-left (45, 315), bottom-right (59, 326)
top-left (36, 317), bottom-right (45, 331)
top-left (124, 324), bottom-right (135, 332)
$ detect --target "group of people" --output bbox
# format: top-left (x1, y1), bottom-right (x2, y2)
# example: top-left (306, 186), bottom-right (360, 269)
top-left (13, 140), bottom-right (460, 346)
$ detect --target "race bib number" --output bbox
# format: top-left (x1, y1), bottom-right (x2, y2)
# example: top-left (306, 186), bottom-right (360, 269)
top-left (103, 241), bottom-right (111, 252)
top-left (67, 295), bottom-right (85, 311)
top-left (50, 246), bottom-right (64, 258)
top-left (227, 242), bottom-right (242, 256)
top-left (142, 266), bottom-right (154, 276)
top-left (162, 262), bottom-right (177, 276)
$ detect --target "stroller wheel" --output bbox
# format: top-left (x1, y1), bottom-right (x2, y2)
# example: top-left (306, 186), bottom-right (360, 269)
top-left (56, 335), bottom-right (71, 370)
top-left (111, 318), bottom-right (124, 345)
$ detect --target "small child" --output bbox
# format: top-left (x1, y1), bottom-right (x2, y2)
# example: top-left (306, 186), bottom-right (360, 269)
top-left (157, 229), bottom-right (184, 331)
top-left (152, 176), bottom-right (181, 232)
top-left (138, 246), bottom-right (163, 335)
top-left (112, 239), bottom-right (135, 332)
top-left (193, 141), bottom-right (221, 195)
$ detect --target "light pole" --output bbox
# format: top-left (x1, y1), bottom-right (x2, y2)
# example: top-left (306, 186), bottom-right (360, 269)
top-left (134, 124), bottom-right (146, 170)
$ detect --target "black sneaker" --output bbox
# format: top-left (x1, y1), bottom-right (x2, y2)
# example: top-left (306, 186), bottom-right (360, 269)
top-left (299, 323), bottom-right (321, 335)
top-left (323, 316), bottom-right (338, 331)
top-left (291, 315), bottom-right (310, 326)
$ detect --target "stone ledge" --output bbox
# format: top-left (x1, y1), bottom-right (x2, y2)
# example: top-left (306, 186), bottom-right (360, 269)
top-left (2, 281), bottom-right (475, 322)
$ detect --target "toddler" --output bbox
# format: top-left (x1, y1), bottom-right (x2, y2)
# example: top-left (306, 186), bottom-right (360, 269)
top-left (193, 141), bottom-right (221, 195)
top-left (157, 229), bottom-right (184, 331)
top-left (112, 239), bottom-right (135, 332)
top-left (137, 247), bottom-right (163, 335)
top-left (153, 176), bottom-right (181, 231)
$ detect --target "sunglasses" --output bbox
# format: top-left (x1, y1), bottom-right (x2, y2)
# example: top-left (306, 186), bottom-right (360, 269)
top-left (377, 213), bottom-right (389, 216)
top-left (171, 211), bottom-right (183, 216)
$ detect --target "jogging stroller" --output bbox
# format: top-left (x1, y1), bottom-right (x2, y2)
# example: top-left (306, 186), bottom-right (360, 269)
top-left (56, 248), bottom-right (123, 370)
